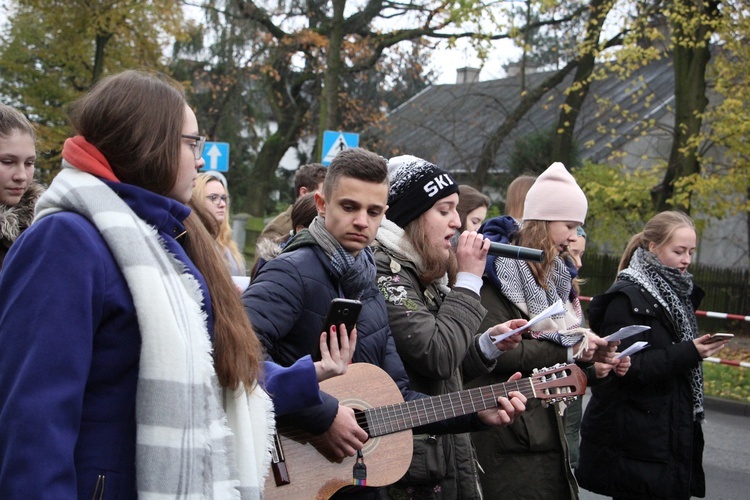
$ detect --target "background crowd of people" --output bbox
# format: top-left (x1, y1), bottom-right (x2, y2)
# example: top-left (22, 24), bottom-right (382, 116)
top-left (0, 68), bottom-right (731, 500)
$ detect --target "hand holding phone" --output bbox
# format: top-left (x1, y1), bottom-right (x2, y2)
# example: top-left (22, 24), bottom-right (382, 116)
top-left (314, 299), bottom-right (361, 379)
top-left (704, 333), bottom-right (734, 345)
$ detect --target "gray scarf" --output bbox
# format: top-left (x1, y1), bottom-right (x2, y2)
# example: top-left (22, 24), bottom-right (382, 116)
top-left (307, 215), bottom-right (377, 300)
top-left (620, 247), bottom-right (704, 421)
top-left (35, 167), bottom-right (273, 498)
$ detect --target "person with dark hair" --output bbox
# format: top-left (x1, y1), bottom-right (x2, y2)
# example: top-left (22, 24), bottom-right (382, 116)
top-left (252, 163), bottom-right (327, 272)
top-left (0, 70), bottom-right (347, 498)
top-left (0, 103), bottom-right (43, 270)
top-left (456, 184), bottom-right (491, 232)
top-left (374, 156), bottom-right (526, 499)
top-left (577, 211), bottom-right (729, 499)
top-left (243, 147), bottom-right (525, 497)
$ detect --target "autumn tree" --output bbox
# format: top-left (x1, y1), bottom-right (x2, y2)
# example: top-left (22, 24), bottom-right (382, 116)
top-left (0, 0), bottom-right (188, 178)
top-left (227, 0), bottom-right (503, 215)
top-left (651, 0), bottom-right (722, 212)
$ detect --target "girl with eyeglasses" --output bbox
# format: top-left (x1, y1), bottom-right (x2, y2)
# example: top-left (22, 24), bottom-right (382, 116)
top-left (193, 172), bottom-right (246, 276)
top-left (0, 70), bottom-right (354, 498)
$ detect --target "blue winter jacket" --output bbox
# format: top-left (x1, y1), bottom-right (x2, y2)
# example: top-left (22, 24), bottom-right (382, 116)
top-left (243, 232), bottom-right (482, 436)
top-left (0, 180), bottom-right (320, 499)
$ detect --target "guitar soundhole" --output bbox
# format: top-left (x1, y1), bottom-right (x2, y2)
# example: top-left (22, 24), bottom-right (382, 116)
top-left (354, 408), bottom-right (371, 437)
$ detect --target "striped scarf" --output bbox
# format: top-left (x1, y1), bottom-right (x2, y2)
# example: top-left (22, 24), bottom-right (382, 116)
top-left (35, 165), bottom-right (273, 499)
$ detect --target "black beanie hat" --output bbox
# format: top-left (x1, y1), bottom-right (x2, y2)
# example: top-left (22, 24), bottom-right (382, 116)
top-left (386, 155), bottom-right (459, 228)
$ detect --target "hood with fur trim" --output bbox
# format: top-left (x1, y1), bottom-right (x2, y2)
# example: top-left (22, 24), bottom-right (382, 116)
top-left (1, 182), bottom-right (45, 268)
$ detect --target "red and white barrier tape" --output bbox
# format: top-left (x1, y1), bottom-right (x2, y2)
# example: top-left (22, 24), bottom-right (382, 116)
top-left (579, 296), bottom-right (750, 323)
top-left (579, 295), bottom-right (750, 368)
top-left (705, 357), bottom-right (750, 369)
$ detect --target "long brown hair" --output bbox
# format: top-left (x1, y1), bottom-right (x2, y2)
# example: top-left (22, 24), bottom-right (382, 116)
top-left (69, 70), bottom-right (262, 390)
top-left (618, 211), bottom-right (697, 273)
top-left (404, 215), bottom-right (459, 286)
top-left (184, 201), bottom-right (264, 390)
top-left (512, 220), bottom-right (557, 289)
top-left (67, 70), bottom-right (184, 195)
top-left (457, 184), bottom-right (490, 231)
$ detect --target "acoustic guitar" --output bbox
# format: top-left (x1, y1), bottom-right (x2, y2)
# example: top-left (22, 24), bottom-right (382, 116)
top-left (265, 362), bottom-right (585, 499)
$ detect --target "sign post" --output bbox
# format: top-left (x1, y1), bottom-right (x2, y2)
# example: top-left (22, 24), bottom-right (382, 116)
top-left (200, 142), bottom-right (230, 172)
top-left (321, 131), bottom-right (359, 166)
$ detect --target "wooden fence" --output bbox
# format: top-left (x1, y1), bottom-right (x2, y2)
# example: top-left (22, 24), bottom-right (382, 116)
top-left (579, 253), bottom-right (750, 335)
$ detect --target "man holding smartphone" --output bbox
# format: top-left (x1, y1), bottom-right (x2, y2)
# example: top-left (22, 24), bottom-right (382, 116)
top-left (242, 148), bottom-right (527, 478)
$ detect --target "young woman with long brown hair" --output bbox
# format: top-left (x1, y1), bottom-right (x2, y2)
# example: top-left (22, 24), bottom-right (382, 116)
top-left (0, 70), bottom-right (351, 499)
top-left (467, 162), bottom-right (620, 499)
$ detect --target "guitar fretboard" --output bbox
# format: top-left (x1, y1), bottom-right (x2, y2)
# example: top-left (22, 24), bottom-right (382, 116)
top-left (364, 378), bottom-right (535, 437)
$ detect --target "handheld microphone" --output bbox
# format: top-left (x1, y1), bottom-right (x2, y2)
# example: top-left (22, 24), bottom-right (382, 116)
top-left (487, 242), bottom-right (545, 262)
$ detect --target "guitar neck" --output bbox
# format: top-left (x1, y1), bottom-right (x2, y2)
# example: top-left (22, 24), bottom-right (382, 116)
top-left (364, 378), bottom-right (535, 437)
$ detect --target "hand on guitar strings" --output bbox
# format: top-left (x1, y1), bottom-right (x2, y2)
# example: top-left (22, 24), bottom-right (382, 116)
top-left (315, 325), bottom-right (358, 382)
top-left (321, 405), bottom-right (369, 459)
top-left (477, 372), bottom-right (527, 427)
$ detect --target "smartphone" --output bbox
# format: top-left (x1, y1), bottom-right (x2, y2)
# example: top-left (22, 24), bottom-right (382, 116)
top-left (705, 333), bottom-right (734, 344)
top-left (316, 298), bottom-right (362, 359)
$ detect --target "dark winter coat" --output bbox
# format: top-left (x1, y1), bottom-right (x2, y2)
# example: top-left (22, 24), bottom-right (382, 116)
top-left (374, 246), bottom-right (496, 499)
top-left (466, 280), bottom-right (579, 500)
top-left (0, 182), bottom-right (44, 270)
top-left (242, 231), bottom-right (483, 437)
top-left (0, 181), bottom-right (319, 499)
top-left (576, 280), bottom-right (706, 499)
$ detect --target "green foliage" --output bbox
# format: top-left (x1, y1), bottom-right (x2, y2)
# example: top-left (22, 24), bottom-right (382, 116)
top-left (0, 0), bottom-right (189, 180)
top-left (572, 161), bottom-right (661, 254)
top-left (704, 362), bottom-right (750, 404)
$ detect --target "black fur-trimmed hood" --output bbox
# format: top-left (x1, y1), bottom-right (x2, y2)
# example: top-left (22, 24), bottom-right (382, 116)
top-left (1, 182), bottom-right (45, 244)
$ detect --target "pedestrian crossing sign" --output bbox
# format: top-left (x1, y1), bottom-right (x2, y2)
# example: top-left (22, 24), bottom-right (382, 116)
top-left (322, 131), bottom-right (359, 166)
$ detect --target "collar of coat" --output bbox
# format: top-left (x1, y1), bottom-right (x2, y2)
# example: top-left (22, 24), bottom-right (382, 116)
top-left (0, 182), bottom-right (45, 243)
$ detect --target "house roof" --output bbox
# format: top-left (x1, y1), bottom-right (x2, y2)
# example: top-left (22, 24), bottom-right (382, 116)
top-left (371, 56), bottom-right (676, 174)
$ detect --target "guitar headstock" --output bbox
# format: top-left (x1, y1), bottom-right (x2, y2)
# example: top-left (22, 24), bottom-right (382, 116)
top-left (530, 363), bottom-right (587, 405)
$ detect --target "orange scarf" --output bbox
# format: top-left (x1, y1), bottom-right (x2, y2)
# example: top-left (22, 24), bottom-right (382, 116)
top-left (61, 135), bottom-right (120, 182)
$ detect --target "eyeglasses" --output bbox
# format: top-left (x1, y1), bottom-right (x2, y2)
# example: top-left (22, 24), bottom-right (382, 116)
top-left (206, 194), bottom-right (230, 206)
top-left (182, 134), bottom-right (206, 160)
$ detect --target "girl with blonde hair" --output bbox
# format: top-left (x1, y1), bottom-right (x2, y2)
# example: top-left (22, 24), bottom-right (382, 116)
top-left (193, 172), bottom-right (246, 275)
top-left (578, 211), bottom-right (730, 499)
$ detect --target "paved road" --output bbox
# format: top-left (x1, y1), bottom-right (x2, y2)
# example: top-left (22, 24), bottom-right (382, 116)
top-left (578, 393), bottom-right (750, 500)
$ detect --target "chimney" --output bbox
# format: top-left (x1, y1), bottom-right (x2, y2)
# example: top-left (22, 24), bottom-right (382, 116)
top-left (456, 67), bottom-right (480, 84)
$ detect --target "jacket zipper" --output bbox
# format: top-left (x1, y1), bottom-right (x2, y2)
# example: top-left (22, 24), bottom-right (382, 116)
top-left (91, 473), bottom-right (106, 500)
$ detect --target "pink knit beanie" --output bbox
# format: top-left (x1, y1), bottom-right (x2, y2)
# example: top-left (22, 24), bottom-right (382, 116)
top-left (522, 162), bottom-right (587, 224)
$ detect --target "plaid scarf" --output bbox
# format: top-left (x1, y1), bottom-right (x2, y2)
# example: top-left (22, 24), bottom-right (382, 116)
top-left (620, 247), bottom-right (704, 421)
top-left (35, 164), bottom-right (273, 499)
top-left (306, 215), bottom-right (377, 300)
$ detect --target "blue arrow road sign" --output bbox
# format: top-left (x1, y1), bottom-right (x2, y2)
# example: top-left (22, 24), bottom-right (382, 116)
top-left (321, 131), bottom-right (359, 166)
top-left (200, 142), bottom-right (230, 172)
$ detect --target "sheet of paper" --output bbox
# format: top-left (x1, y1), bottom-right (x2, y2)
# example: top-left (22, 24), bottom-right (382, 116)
top-left (615, 341), bottom-right (649, 359)
top-left (232, 276), bottom-right (251, 291)
top-left (492, 299), bottom-right (565, 344)
top-left (603, 325), bottom-right (650, 342)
